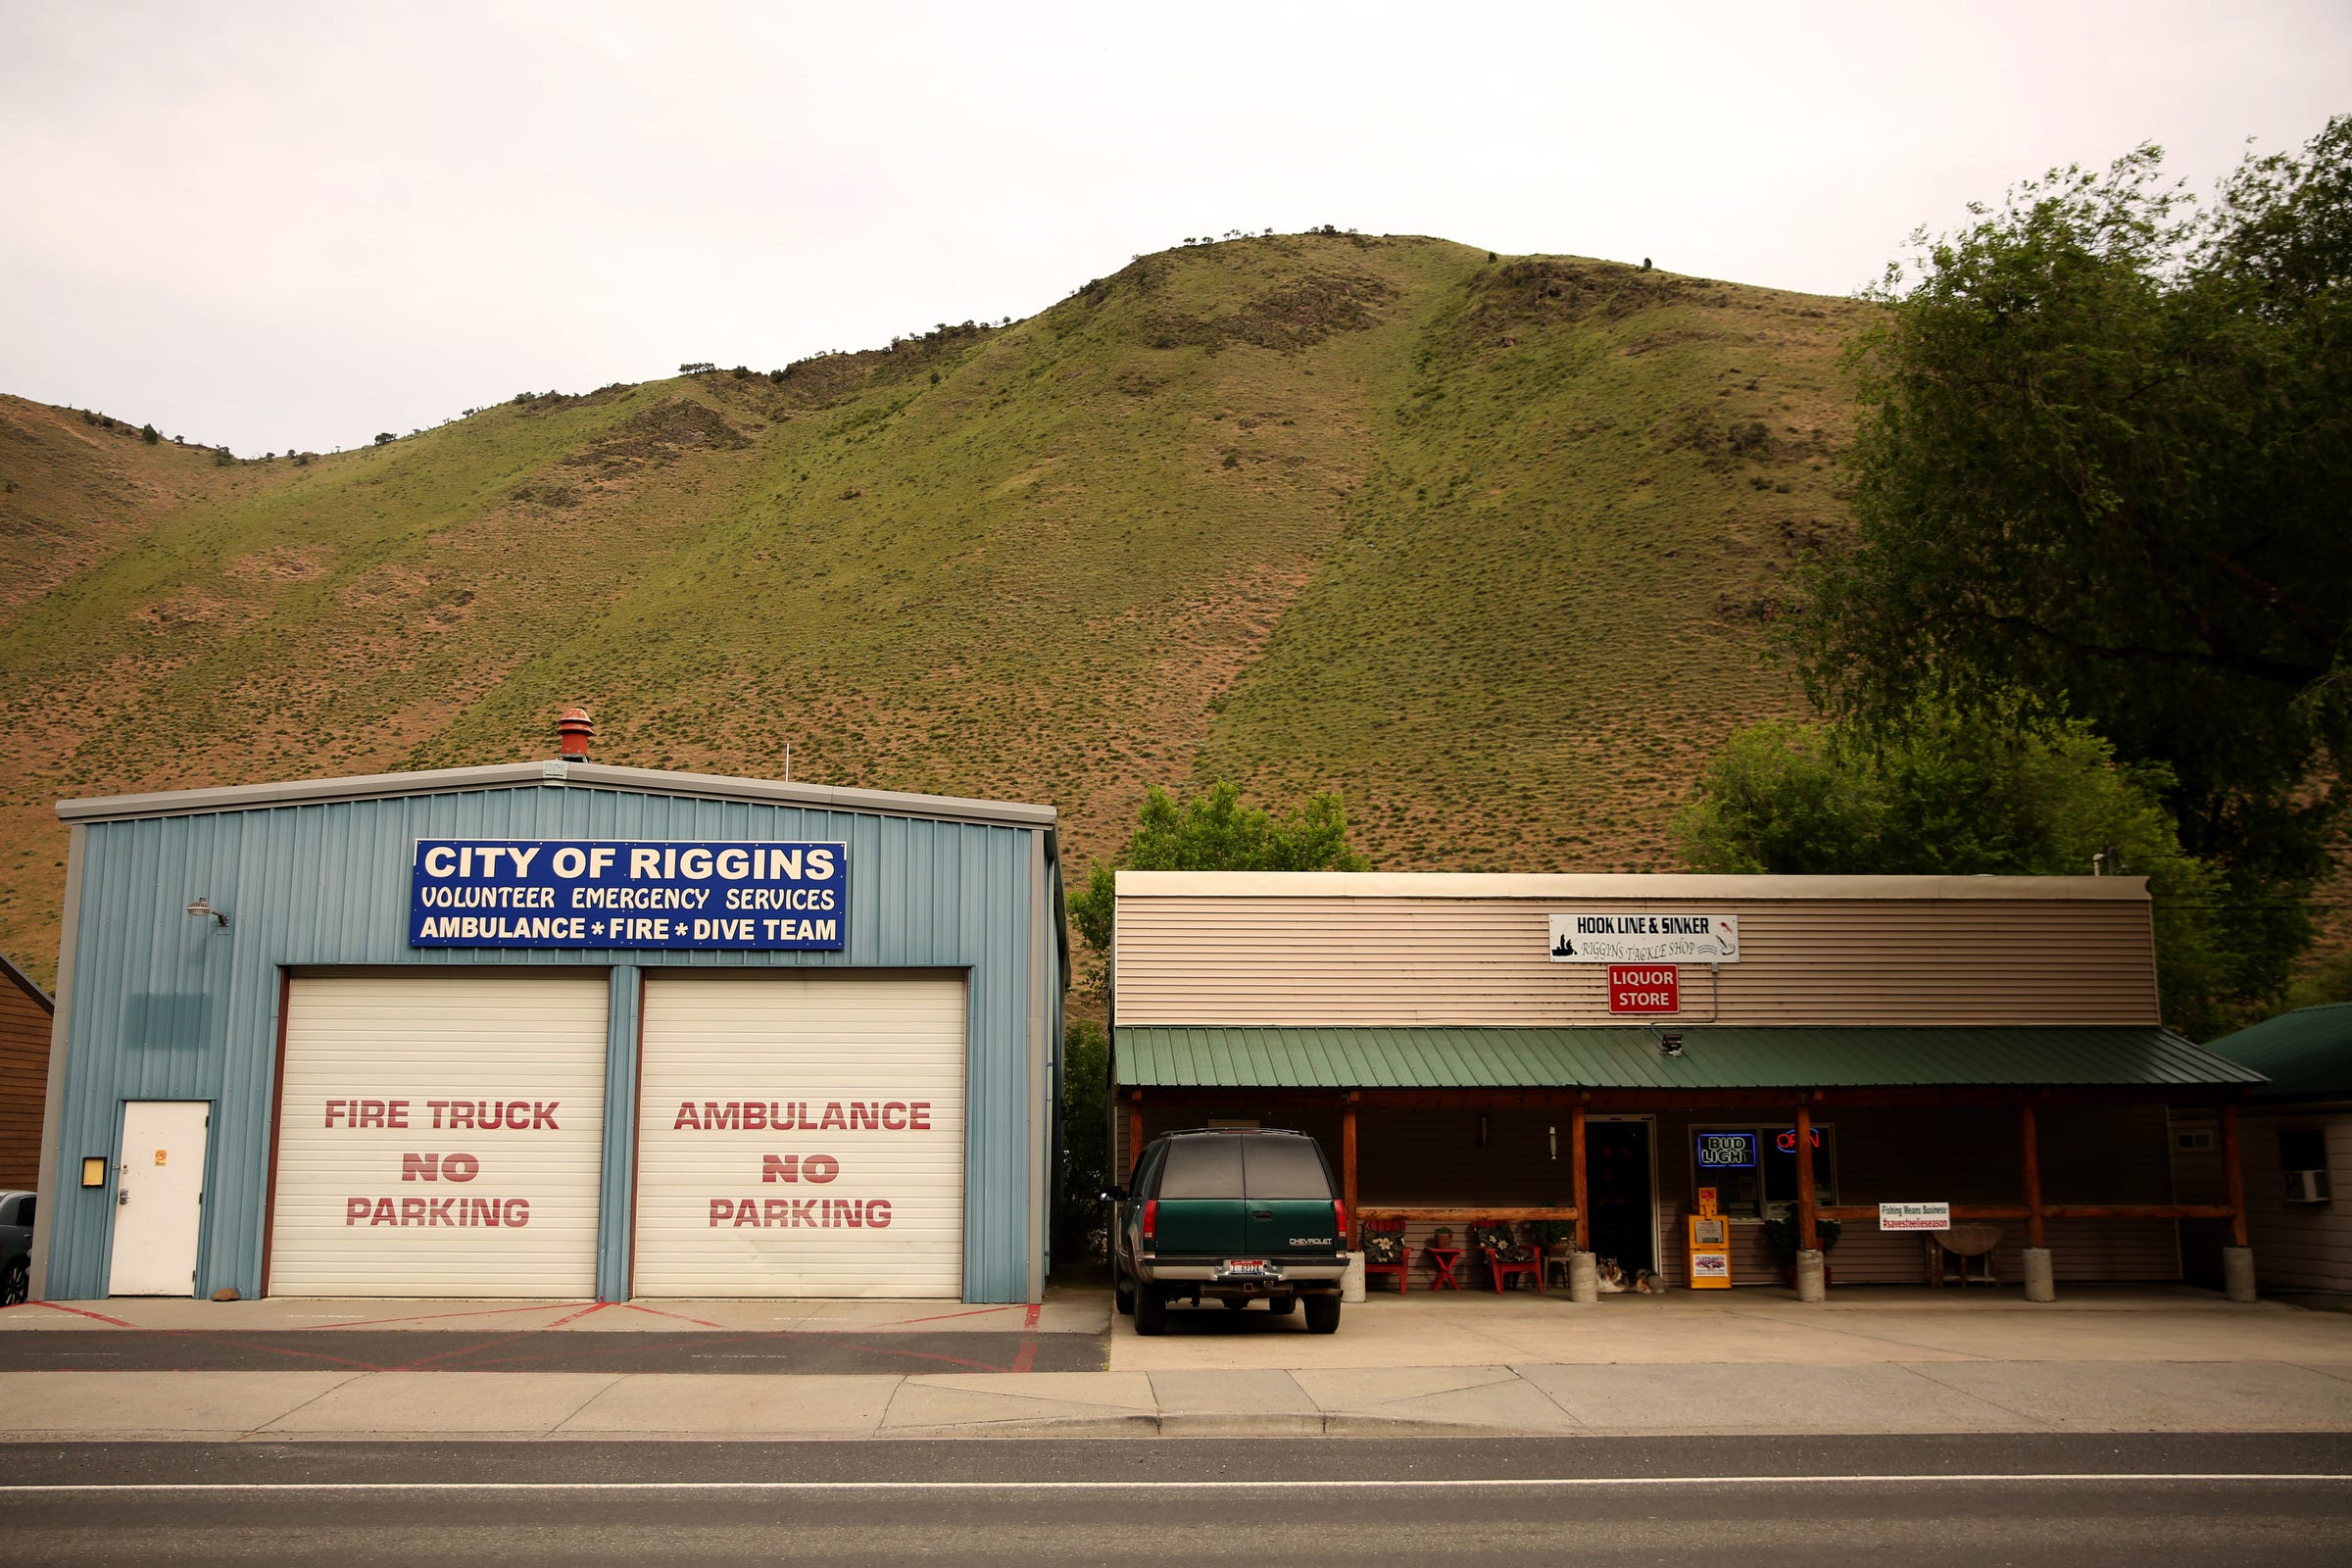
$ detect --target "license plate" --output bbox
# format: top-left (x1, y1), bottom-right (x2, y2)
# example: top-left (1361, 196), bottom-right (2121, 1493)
top-left (1222, 1259), bottom-right (1269, 1276)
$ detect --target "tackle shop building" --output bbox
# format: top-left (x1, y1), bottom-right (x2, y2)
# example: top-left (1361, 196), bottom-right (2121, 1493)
top-left (31, 744), bottom-right (1066, 1304)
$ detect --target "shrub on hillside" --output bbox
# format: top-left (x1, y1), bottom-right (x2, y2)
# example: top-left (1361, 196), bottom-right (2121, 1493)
top-left (373, 432), bottom-right (395, 446)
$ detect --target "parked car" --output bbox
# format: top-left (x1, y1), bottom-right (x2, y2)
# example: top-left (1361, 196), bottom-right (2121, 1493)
top-left (0, 1191), bottom-right (33, 1306)
top-left (1107, 1129), bottom-right (1348, 1335)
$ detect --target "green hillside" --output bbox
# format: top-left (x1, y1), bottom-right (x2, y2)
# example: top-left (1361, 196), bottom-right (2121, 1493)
top-left (0, 234), bottom-right (1871, 986)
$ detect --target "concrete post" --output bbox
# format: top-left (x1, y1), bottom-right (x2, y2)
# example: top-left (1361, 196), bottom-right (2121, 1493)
top-left (2222, 1247), bottom-right (2257, 1303)
top-left (2023, 1247), bottom-right (2056, 1302)
top-left (1568, 1250), bottom-right (1599, 1303)
top-left (1340, 1251), bottom-right (1366, 1303)
top-left (1794, 1249), bottom-right (1827, 1302)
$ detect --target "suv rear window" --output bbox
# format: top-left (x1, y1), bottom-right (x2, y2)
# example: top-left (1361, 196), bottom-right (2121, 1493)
top-left (1157, 1137), bottom-right (1246, 1198)
top-left (1243, 1137), bottom-right (1332, 1200)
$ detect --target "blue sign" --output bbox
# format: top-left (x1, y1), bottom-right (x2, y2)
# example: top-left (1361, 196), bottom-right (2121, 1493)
top-left (410, 839), bottom-right (848, 951)
top-left (1694, 1131), bottom-right (1757, 1169)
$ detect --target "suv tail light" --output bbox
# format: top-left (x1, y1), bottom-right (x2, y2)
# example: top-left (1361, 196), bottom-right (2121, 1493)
top-left (1141, 1199), bottom-right (1157, 1245)
top-left (1332, 1199), bottom-right (1348, 1247)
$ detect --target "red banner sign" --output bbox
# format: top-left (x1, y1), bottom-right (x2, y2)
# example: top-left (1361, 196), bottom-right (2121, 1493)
top-left (1608, 964), bottom-right (1680, 1013)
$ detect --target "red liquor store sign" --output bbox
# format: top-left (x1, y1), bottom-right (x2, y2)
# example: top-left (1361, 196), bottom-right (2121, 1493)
top-left (1608, 965), bottom-right (1680, 1013)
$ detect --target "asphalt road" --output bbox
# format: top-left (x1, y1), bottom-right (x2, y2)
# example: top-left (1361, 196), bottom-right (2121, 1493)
top-left (0, 1328), bottom-right (1102, 1374)
top-left (2, 1434), bottom-right (2347, 1565)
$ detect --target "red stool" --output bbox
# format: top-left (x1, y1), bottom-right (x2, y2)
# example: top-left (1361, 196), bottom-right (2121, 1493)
top-left (1424, 1245), bottom-right (1465, 1291)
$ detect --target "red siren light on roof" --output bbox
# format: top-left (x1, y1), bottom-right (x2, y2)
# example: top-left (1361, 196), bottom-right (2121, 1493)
top-left (557, 707), bottom-right (595, 761)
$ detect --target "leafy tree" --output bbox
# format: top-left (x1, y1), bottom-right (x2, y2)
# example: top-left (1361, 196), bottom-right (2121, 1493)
top-left (373, 431), bottom-right (395, 446)
top-left (1054, 1019), bottom-right (1110, 1262)
top-left (1676, 702), bottom-right (2269, 1039)
top-left (1797, 118), bottom-right (2352, 927)
top-left (1065, 781), bottom-right (1367, 996)
top-left (138, 422), bottom-right (158, 444)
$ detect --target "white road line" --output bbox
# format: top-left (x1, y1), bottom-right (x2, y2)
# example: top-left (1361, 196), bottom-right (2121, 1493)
top-left (4, 1474), bottom-right (2349, 1494)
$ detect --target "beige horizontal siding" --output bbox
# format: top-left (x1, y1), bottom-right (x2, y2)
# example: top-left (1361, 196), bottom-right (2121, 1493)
top-left (2238, 1109), bottom-right (2352, 1292)
top-left (1115, 897), bottom-right (2160, 1027)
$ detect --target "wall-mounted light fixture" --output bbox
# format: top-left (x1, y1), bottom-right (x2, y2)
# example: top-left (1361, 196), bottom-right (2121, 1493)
top-left (1659, 1032), bottom-right (1686, 1058)
top-left (80, 1156), bottom-right (107, 1188)
top-left (184, 897), bottom-right (228, 928)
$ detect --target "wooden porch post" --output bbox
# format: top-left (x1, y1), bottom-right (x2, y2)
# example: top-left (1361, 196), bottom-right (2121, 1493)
top-left (2020, 1101), bottom-right (2046, 1250)
top-left (1794, 1102), bottom-right (1819, 1251)
top-left (1342, 1095), bottom-right (1360, 1249)
top-left (1126, 1096), bottom-right (1145, 1180)
top-left (1570, 1104), bottom-right (1590, 1252)
top-left (2221, 1102), bottom-right (2249, 1249)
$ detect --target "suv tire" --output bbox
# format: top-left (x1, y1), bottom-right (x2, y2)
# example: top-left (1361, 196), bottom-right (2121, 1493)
top-left (1303, 1295), bottom-right (1341, 1334)
top-left (1267, 1296), bottom-right (1297, 1316)
top-left (1134, 1285), bottom-right (1169, 1337)
top-left (1114, 1261), bottom-right (1135, 1316)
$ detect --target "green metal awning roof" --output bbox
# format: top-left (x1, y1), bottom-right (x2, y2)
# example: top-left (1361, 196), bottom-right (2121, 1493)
top-left (2199, 1004), bottom-right (2352, 1100)
top-left (1115, 1025), bottom-right (2265, 1092)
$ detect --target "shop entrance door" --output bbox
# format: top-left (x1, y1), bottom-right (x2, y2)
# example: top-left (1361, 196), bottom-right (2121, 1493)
top-left (1587, 1117), bottom-right (1656, 1273)
top-left (109, 1102), bottom-right (210, 1297)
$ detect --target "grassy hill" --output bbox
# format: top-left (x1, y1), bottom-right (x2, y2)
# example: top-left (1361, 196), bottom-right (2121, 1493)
top-left (0, 234), bottom-right (1872, 988)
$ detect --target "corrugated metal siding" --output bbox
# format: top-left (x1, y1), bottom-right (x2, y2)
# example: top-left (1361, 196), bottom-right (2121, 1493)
top-left (1114, 897), bottom-right (2161, 1026)
top-left (45, 781), bottom-right (1048, 1303)
top-left (1116, 1025), bottom-right (2258, 1091)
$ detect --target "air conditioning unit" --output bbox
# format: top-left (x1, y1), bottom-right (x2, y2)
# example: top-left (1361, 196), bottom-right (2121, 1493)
top-left (2284, 1168), bottom-right (2332, 1204)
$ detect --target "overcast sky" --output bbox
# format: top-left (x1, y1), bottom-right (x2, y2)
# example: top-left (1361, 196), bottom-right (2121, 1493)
top-left (4, 1), bottom-right (2347, 455)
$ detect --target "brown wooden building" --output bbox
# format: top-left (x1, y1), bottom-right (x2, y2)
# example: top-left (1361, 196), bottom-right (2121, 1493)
top-left (0, 953), bottom-right (54, 1194)
top-left (2176, 1004), bottom-right (2352, 1294)
top-left (1110, 872), bottom-right (2265, 1296)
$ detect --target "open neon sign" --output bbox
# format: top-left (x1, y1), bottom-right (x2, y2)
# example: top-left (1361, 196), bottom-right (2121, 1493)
top-left (1774, 1127), bottom-right (1823, 1152)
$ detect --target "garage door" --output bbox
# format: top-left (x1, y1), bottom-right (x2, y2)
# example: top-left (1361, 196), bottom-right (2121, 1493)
top-left (634, 973), bottom-right (965, 1298)
top-left (269, 974), bottom-right (608, 1297)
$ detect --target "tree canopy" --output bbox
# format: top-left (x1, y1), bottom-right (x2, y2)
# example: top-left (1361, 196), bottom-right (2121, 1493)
top-left (1675, 703), bottom-right (2264, 1039)
top-left (1797, 118), bottom-right (2352, 888)
top-left (1065, 781), bottom-right (1366, 991)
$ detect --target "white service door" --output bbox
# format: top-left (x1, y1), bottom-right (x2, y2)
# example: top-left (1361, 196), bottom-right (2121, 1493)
top-left (269, 975), bottom-right (608, 1298)
top-left (109, 1101), bottom-right (210, 1296)
top-left (634, 973), bottom-right (965, 1298)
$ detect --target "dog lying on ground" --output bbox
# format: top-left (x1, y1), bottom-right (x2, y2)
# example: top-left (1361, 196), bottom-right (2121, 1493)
top-left (1594, 1258), bottom-right (1666, 1294)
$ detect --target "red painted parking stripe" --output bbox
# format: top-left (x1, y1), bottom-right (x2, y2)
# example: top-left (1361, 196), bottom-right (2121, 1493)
top-left (305, 1302), bottom-right (595, 1332)
top-left (885, 1305), bottom-right (1017, 1326)
top-left (26, 1301), bottom-right (134, 1328)
top-left (620, 1302), bottom-right (725, 1329)
top-left (1008, 1302), bottom-right (1043, 1373)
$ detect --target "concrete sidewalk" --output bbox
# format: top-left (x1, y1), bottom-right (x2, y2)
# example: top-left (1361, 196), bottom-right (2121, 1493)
top-left (4, 1286), bottom-right (2350, 1441)
top-left (0, 1293), bottom-right (1106, 1337)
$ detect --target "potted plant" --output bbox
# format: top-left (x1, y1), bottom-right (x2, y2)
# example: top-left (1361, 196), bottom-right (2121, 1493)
top-left (1529, 1219), bottom-right (1577, 1254)
top-left (1762, 1210), bottom-right (1842, 1288)
top-left (1430, 1225), bottom-right (1455, 1250)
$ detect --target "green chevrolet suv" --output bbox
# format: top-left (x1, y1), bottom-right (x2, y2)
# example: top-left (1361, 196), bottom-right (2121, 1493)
top-left (1109, 1129), bottom-right (1348, 1335)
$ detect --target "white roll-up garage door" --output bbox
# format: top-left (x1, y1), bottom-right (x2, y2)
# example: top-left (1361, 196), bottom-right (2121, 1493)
top-left (634, 973), bottom-right (965, 1298)
top-left (269, 974), bottom-right (608, 1298)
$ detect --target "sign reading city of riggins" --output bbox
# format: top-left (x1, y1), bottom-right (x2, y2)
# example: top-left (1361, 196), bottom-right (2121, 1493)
top-left (411, 839), bottom-right (847, 951)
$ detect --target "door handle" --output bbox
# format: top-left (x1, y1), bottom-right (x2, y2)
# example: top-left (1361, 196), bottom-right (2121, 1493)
top-left (117, 1190), bottom-right (129, 1206)
top-left (1250, 1209), bottom-right (1273, 1220)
